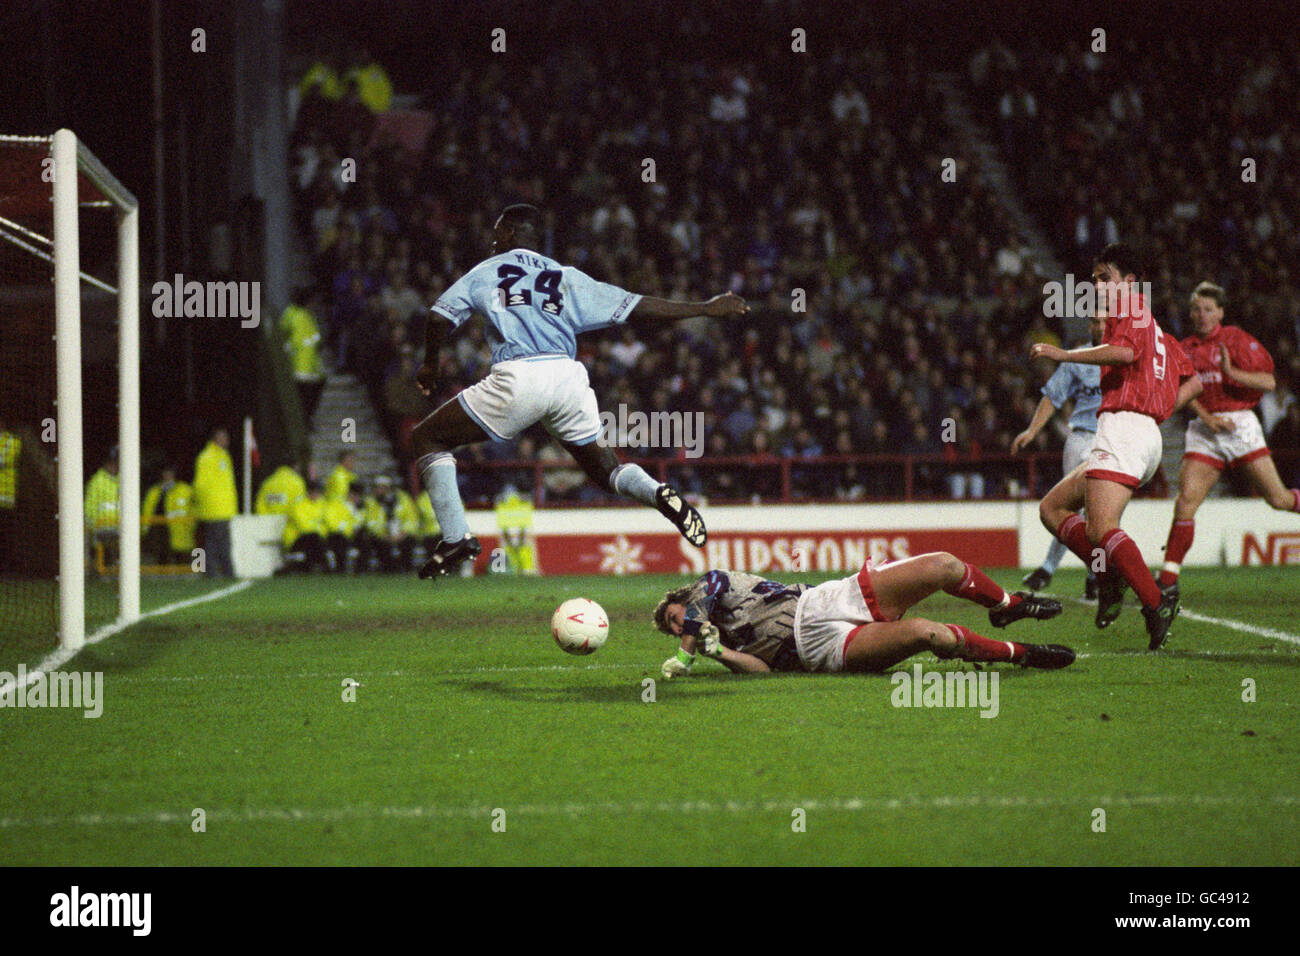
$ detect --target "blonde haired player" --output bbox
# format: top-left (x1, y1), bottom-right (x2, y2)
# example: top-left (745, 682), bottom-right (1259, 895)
top-left (1157, 281), bottom-right (1300, 597)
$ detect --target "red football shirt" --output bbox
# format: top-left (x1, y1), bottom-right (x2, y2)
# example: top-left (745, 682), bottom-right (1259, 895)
top-left (1180, 324), bottom-right (1274, 413)
top-left (1098, 294), bottom-right (1195, 423)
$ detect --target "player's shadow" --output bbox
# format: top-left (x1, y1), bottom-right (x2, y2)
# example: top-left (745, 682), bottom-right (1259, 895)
top-left (437, 676), bottom-right (763, 704)
top-left (67, 621), bottom-right (184, 676)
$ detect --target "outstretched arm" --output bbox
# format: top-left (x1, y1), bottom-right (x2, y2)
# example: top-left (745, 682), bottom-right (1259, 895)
top-left (1030, 342), bottom-right (1135, 366)
top-left (1011, 396), bottom-right (1058, 454)
top-left (628, 292), bottom-right (748, 325)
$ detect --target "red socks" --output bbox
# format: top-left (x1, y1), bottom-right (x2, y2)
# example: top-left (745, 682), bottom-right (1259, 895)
top-left (944, 561), bottom-right (1015, 610)
top-left (1159, 520), bottom-right (1195, 587)
top-left (1055, 514), bottom-right (1094, 566)
top-left (1057, 514), bottom-right (1162, 609)
top-left (1159, 491), bottom-right (1298, 586)
top-left (1099, 528), bottom-right (1163, 609)
top-left (947, 623), bottom-right (1023, 663)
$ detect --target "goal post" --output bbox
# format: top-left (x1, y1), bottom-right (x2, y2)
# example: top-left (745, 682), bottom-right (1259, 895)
top-left (58, 129), bottom-right (140, 649)
top-left (3, 129), bottom-right (140, 652)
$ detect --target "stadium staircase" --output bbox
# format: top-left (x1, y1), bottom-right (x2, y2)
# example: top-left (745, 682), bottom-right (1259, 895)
top-left (930, 72), bottom-right (1190, 492)
top-left (307, 371), bottom-right (399, 482)
top-left (286, 211), bottom-right (399, 482)
top-left (928, 72), bottom-right (1066, 283)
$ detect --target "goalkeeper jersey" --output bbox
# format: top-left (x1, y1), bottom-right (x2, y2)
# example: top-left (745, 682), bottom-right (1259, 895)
top-left (677, 570), bottom-right (806, 671)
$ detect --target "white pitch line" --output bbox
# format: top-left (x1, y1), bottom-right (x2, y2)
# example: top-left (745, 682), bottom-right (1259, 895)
top-left (1075, 647), bottom-right (1298, 660)
top-left (2, 792), bottom-right (1297, 830)
top-left (1177, 608), bottom-right (1300, 647)
top-left (1059, 594), bottom-right (1300, 647)
top-left (0, 579), bottom-right (253, 695)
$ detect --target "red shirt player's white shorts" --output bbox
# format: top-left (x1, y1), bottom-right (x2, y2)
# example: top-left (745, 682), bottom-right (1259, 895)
top-left (1085, 410), bottom-right (1162, 489)
top-left (794, 562), bottom-right (896, 672)
top-left (1183, 409), bottom-right (1269, 470)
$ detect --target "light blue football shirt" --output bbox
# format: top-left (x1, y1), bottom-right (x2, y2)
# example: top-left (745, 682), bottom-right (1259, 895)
top-left (1041, 361), bottom-right (1102, 432)
top-left (430, 249), bottom-right (643, 364)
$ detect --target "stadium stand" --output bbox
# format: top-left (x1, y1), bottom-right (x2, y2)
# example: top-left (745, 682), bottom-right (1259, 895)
top-left (285, 17), bottom-right (1298, 507)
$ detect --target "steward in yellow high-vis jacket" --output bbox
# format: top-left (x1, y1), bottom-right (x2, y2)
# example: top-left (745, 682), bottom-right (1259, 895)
top-left (281, 302), bottom-right (324, 382)
top-left (416, 490), bottom-right (440, 559)
top-left (0, 422), bottom-right (21, 574)
top-left (193, 428), bottom-right (237, 577)
top-left (326, 451), bottom-right (357, 504)
top-left (346, 59), bottom-right (393, 114)
top-left (282, 480), bottom-right (338, 573)
top-left (371, 475), bottom-right (418, 572)
top-left (299, 60), bottom-right (344, 102)
top-left (324, 494), bottom-right (357, 536)
top-left (141, 466), bottom-right (195, 562)
top-left (84, 448), bottom-right (120, 574)
top-left (0, 425), bottom-right (19, 513)
top-left (256, 463), bottom-right (307, 517)
top-left (495, 488), bottom-right (539, 575)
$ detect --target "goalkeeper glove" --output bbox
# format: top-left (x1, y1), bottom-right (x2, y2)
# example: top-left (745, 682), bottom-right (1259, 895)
top-left (661, 648), bottom-right (694, 680)
top-left (697, 622), bottom-right (724, 659)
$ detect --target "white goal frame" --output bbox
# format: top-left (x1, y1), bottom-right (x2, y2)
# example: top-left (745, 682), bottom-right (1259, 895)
top-left (46, 129), bottom-right (140, 650)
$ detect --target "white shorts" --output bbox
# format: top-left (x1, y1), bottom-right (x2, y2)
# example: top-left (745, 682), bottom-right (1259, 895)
top-left (1063, 428), bottom-right (1095, 474)
top-left (1183, 409), bottom-right (1270, 471)
top-left (793, 564), bottom-right (894, 673)
top-left (458, 355), bottom-right (601, 445)
top-left (1085, 410), bottom-right (1162, 489)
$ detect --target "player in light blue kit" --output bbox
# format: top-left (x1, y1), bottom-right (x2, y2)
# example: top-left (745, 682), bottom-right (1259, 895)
top-left (412, 204), bottom-right (748, 577)
top-left (1012, 314), bottom-right (1104, 598)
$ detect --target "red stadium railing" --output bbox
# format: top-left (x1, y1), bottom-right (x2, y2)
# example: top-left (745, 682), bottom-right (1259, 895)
top-left (430, 448), bottom-right (1300, 506)
top-left (398, 448), bottom-right (1288, 507)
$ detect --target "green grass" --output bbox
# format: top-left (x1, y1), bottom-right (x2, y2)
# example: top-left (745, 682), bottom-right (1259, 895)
top-left (2, 568), bottom-right (1298, 865)
top-left (0, 575), bottom-right (119, 671)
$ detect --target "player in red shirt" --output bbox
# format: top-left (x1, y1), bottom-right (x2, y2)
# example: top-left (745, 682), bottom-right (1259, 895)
top-left (1030, 244), bottom-right (1203, 650)
top-left (1158, 281), bottom-right (1300, 595)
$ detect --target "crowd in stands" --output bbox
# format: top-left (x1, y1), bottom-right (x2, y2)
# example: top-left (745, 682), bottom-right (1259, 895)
top-left (971, 31), bottom-right (1300, 383)
top-left (283, 20), bottom-right (1300, 506)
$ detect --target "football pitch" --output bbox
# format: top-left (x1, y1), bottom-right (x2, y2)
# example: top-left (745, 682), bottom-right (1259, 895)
top-left (2, 568), bottom-right (1297, 866)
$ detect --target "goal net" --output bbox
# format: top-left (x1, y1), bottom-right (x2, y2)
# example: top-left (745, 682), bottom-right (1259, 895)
top-left (0, 130), bottom-right (139, 659)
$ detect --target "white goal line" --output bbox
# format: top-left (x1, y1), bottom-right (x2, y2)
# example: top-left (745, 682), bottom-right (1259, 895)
top-left (0, 579), bottom-right (253, 696)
